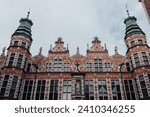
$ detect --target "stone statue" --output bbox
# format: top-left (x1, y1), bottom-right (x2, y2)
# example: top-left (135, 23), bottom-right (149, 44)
top-left (75, 63), bottom-right (80, 72)
top-left (75, 81), bottom-right (81, 94)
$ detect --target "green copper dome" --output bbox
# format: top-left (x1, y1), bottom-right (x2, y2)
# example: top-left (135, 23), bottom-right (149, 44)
top-left (12, 13), bottom-right (33, 41)
top-left (124, 16), bottom-right (145, 40)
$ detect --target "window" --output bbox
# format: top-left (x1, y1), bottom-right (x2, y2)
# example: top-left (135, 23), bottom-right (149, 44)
top-left (138, 40), bottom-right (143, 44)
top-left (126, 63), bottom-right (131, 72)
top-left (85, 80), bottom-right (94, 100)
top-left (54, 59), bottom-right (62, 72)
top-left (49, 80), bottom-right (58, 100)
top-left (0, 75), bottom-right (9, 97)
top-left (63, 80), bottom-right (72, 100)
top-left (22, 80), bottom-right (33, 100)
top-left (131, 41), bottom-right (135, 47)
top-left (46, 63), bottom-right (52, 72)
top-left (26, 63), bottom-right (31, 72)
top-left (14, 41), bottom-right (18, 46)
top-left (16, 54), bottom-right (23, 68)
top-left (98, 80), bottom-right (108, 100)
top-left (142, 52), bottom-right (149, 65)
top-left (21, 42), bottom-right (26, 48)
top-left (124, 80), bottom-right (136, 100)
top-left (139, 75), bottom-right (148, 98)
top-left (9, 76), bottom-right (18, 98)
top-left (35, 80), bottom-right (46, 100)
top-left (8, 53), bottom-right (15, 67)
top-left (111, 80), bottom-right (121, 100)
top-left (133, 53), bottom-right (140, 67)
top-left (105, 63), bottom-right (111, 72)
top-left (64, 62), bottom-right (70, 72)
top-left (86, 62), bottom-right (92, 72)
top-left (94, 59), bottom-right (103, 72)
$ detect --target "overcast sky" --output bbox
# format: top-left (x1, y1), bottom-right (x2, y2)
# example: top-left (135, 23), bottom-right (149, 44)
top-left (0, 0), bottom-right (150, 56)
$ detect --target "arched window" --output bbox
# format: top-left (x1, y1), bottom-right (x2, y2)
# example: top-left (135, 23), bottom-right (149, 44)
top-left (94, 58), bottom-right (103, 72)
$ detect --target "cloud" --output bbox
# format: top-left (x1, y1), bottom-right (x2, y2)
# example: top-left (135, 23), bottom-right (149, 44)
top-left (0, 0), bottom-right (149, 56)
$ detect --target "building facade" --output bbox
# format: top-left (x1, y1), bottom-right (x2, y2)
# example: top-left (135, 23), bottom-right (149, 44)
top-left (139, 0), bottom-right (150, 23)
top-left (0, 12), bottom-right (150, 100)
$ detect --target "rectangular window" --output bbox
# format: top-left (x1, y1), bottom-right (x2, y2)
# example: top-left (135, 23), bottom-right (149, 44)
top-left (111, 80), bottom-right (121, 100)
top-left (54, 59), bottom-right (62, 72)
top-left (142, 52), bottom-right (149, 65)
top-left (64, 63), bottom-right (70, 72)
top-left (63, 80), bottom-right (72, 100)
top-left (105, 63), bottom-right (111, 72)
top-left (131, 41), bottom-right (135, 47)
top-left (94, 59), bottom-right (103, 72)
top-left (123, 80), bottom-right (136, 100)
top-left (85, 80), bottom-right (94, 100)
top-left (22, 80), bottom-right (33, 100)
top-left (16, 54), bottom-right (23, 68)
top-left (14, 41), bottom-right (18, 46)
top-left (87, 62), bottom-right (92, 72)
top-left (49, 80), bottom-right (58, 100)
top-left (133, 53), bottom-right (140, 67)
top-left (21, 42), bottom-right (26, 48)
top-left (9, 76), bottom-right (18, 98)
top-left (98, 80), bottom-right (108, 100)
top-left (0, 75), bottom-right (9, 97)
top-left (26, 63), bottom-right (31, 72)
top-left (8, 53), bottom-right (15, 67)
top-left (138, 40), bottom-right (143, 44)
top-left (139, 75), bottom-right (148, 98)
top-left (35, 80), bottom-right (46, 100)
top-left (46, 63), bottom-right (52, 72)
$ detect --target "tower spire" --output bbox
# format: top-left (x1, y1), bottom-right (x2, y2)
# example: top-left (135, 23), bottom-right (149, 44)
top-left (125, 0), bottom-right (130, 17)
top-left (77, 47), bottom-right (80, 55)
top-left (27, 8), bottom-right (30, 18)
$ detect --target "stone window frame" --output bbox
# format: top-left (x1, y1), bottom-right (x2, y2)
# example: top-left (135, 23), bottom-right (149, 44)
top-left (133, 53), bottom-right (141, 68)
top-left (46, 61), bottom-right (53, 72)
top-left (123, 80), bottom-right (136, 100)
top-left (63, 61), bottom-right (70, 72)
top-left (138, 75), bottom-right (149, 98)
top-left (85, 80), bottom-right (94, 100)
top-left (53, 58), bottom-right (62, 72)
top-left (62, 80), bottom-right (72, 100)
top-left (141, 52), bottom-right (149, 65)
top-left (94, 58), bottom-right (103, 72)
top-left (22, 80), bottom-right (33, 100)
top-left (49, 80), bottom-right (58, 100)
top-left (104, 62), bottom-right (111, 72)
top-left (86, 61), bottom-right (93, 72)
top-left (111, 80), bottom-right (121, 100)
top-left (98, 80), bottom-right (108, 100)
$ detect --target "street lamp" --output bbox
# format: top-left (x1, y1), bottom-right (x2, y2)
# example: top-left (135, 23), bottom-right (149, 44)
top-left (32, 64), bottom-right (38, 100)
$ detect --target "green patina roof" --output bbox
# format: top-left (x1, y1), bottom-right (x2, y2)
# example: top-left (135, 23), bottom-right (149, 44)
top-left (12, 16), bottom-right (33, 41)
top-left (124, 16), bottom-right (145, 39)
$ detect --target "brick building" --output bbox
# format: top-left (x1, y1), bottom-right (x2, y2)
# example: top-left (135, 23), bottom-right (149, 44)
top-left (0, 11), bottom-right (150, 100)
top-left (139, 0), bottom-right (150, 23)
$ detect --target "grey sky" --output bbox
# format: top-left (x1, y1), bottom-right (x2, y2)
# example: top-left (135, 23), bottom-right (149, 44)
top-left (0, 0), bottom-right (150, 56)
